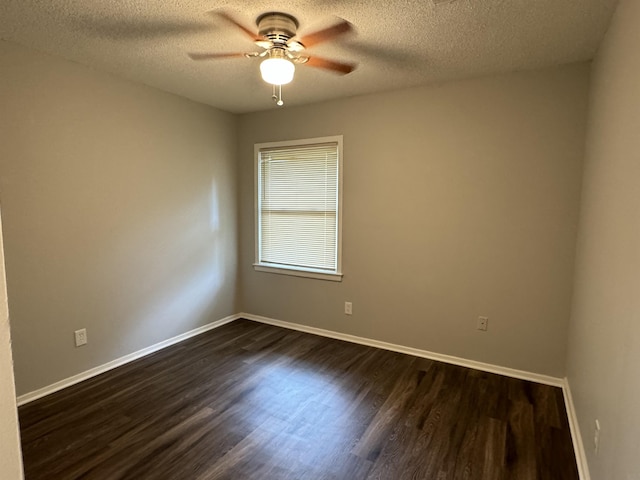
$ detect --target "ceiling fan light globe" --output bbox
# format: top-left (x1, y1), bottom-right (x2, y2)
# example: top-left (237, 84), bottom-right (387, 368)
top-left (260, 58), bottom-right (295, 85)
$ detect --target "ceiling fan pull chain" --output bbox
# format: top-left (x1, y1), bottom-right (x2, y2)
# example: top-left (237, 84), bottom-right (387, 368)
top-left (270, 84), bottom-right (283, 106)
top-left (277, 84), bottom-right (284, 106)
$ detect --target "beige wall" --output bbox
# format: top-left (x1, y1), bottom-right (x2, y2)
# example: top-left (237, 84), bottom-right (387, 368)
top-left (239, 64), bottom-right (589, 377)
top-left (0, 41), bottom-right (239, 396)
top-left (0, 212), bottom-right (23, 479)
top-left (567, 0), bottom-right (640, 478)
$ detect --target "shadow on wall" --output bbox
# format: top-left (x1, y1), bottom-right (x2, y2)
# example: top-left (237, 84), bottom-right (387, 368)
top-left (124, 176), bottom-right (229, 346)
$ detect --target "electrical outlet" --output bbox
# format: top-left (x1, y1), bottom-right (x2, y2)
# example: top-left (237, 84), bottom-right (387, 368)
top-left (74, 328), bottom-right (87, 347)
top-left (594, 419), bottom-right (601, 455)
top-left (345, 302), bottom-right (353, 315)
top-left (477, 316), bottom-right (489, 331)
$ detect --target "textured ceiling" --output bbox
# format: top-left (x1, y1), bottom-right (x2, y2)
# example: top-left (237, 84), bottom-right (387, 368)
top-left (0, 0), bottom-right (618, 113)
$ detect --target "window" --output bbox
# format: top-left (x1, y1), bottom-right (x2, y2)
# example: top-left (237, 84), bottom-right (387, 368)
top-left (254, 136), bottom-right (343, 281)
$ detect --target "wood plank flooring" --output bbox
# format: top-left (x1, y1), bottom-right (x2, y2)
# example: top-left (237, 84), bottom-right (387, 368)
top-left (18, 319), bottom-right (579, 479)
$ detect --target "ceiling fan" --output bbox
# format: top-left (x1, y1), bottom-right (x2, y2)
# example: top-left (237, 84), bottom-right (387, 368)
top-left (188, 11), bottom-right (357, 106)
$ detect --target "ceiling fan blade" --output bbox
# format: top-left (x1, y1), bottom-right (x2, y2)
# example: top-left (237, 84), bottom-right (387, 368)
top-left (298, 20), bottom-right (353, 48)
top-left (214, 11), bottom-right (260, 41)
top-left (305, 56), bottom-right (356, 75)
top-left (188, 52), bottom-right (248, 60)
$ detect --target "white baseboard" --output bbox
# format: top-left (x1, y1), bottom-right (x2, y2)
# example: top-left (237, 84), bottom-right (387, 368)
top-left (239, 312), bottom-right (564, 387)
top-left (562, 377), bottom-right (591, 480)
top-left (16, 314), bottom-right (240, 406)
top-left (17, 311), bottom-right (586, 478)
top-left (243, 313), bottom-right (591, 476)
top-left (242, 313), bottom-right (593, 477)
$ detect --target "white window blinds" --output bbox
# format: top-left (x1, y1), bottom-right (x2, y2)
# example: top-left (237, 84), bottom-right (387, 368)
top-left (258, 141), bottom-right (340, 274)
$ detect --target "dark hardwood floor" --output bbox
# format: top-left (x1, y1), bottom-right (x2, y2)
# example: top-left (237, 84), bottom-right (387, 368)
top-left (18, 319), bottom-right (579, 479)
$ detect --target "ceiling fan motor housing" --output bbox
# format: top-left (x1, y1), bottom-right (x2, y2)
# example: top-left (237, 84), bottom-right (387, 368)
top-left (257, 12), bottom-right (299, 43)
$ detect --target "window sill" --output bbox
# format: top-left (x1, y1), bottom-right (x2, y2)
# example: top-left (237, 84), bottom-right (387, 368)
top-left (253, 264), bottom-right (343, 282)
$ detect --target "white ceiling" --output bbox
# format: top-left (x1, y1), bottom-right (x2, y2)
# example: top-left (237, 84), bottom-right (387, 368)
top-left (0, 0), bottom-right (618, 114)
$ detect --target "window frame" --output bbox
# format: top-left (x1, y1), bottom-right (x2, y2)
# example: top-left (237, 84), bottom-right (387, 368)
top-left (254, 135), bottom-right (343, 282)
